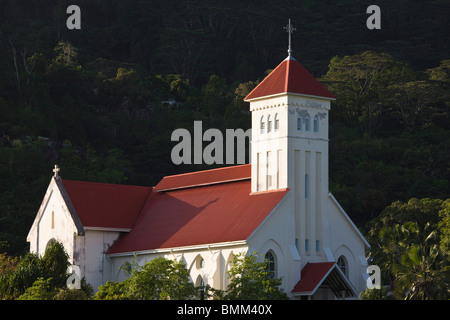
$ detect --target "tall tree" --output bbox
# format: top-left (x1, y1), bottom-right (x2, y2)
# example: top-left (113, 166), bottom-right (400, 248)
top-left (366, 198), bottom-right (450, 299)
top-left (320, 51), bottom-right (416, 135)
top-left (222, 252), bottom-right (288, 300)
top-left (124, 257), bottom-right (196, 300)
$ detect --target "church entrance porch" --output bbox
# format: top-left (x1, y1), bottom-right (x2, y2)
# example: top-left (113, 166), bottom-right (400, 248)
top-left (291, 262), bottom-right (357, 300)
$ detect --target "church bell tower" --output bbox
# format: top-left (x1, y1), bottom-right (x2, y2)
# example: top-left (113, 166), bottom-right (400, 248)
top-left (245, 20), bottom-right (335, 194)
top-left (244, 20), bottom-right (336, 255)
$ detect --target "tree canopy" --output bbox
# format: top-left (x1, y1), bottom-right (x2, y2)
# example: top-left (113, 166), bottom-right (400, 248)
top-left (94, 253), bottom-right (288, 300)
top-left (0, 240), bottom-right (92, 299)
top-left (364, 198), bottom-right (449, 299)
top-left (219, 252), bottom-right (288, 300)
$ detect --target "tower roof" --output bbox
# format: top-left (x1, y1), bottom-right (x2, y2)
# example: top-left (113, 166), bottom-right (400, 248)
top-left (244, 57), bottom-right (335, 101)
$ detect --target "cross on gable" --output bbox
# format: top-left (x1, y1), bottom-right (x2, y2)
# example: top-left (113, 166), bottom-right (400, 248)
top-left (53, 165), bottom-right (60, 177)
top-left (284, 19), bottom-right (296, 58)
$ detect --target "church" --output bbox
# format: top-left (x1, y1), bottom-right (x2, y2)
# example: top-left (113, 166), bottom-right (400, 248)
top-left (26, 25), bottom-right (370, 299)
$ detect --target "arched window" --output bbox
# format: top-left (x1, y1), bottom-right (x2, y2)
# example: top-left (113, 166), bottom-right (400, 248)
top-left (305, 115), bottom-right (311, 131)
top-left (45, 238), bottom-right (57, 251)
top-left (260, 116), bottom-right (265, 133)
top-left (265, 251), bottom-right (276, 278)
top-left (196, 275), bottom-right (205, 300)
top-left (225, 253), bottom-right (235, 288)
top-left (274, 113), bottom-right (279, 131)
top-left (313, 115), bottom-right (319, 133)
top-left (337, 255), bottom-right (348, 277)
top-left (196, 255), bottom-right (205, 269)
top-left (297, 116), bottom-right (302, 131)
top-left (267, 115), bottom-right (272, 133)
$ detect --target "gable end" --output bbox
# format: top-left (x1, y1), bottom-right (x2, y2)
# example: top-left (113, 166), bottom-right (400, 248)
top-left (54, 177), bottom-right (85, 236)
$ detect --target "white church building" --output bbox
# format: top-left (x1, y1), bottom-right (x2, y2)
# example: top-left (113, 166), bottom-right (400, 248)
top-left (27, 36), bottom-right (371, 299)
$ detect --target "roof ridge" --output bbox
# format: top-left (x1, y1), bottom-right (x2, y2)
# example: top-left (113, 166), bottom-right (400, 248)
top-left (153, 164), bottom-right (251, 192)
top-left (243, 60), bottom-right (287, 101)
top-left (284, 59), bottom-right (290, 93)
top-left (162, 163), bottom-right (250, 179)
top-left (155, 177), bottom-right (251, 192)
top-left (62, 179), bottom-right (152, 190)
top-left (130, 187), bottom-right (156, 230)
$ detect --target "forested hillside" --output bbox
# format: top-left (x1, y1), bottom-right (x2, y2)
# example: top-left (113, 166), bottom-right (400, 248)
top-left (0, 0), bottom-right (449, 294)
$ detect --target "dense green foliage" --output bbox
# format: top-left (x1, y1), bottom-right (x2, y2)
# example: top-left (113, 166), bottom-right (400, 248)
top-left (364, 198), bottom-right (449, 299)
top-left (124, 257), bottom-right (197, 300)
top-left (216, 252), bottom-right (288, 300)
top-left (94, 257), bottom-right (196, 300)
top-left (323, 51), bottom-right (450, 227)
top-left (94, 253), bottom-right (287, 300)
top-left (0, 240), bottom-right (92, 299)
top-left (0, 0), bottom-right (449, 299)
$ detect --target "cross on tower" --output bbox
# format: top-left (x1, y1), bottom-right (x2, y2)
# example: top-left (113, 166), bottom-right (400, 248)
top-left (284, 19), bottom-right (296, 58)
top-left (53, 165), bottom-right (60, 177)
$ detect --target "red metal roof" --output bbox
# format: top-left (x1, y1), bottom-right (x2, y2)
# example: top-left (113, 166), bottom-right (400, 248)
top-left (62, 180), bottom-right (152, 230)
top-left (244, 58), bottom-right (335, 101)
top-left (291, 262), bottom-right (336, 294)
top-left (59, 165), bottom-right (288, 254)
top-left (154, 164), bottom-right (251, 191)
top-left (107, 178), bottom-right (289, 254)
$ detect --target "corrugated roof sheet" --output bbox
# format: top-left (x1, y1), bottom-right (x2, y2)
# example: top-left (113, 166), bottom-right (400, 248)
top-left (244, 58), bottom-right (335, 101)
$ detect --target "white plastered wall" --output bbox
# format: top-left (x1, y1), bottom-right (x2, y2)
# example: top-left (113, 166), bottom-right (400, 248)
top-left (27, 177), bottom-right (123, 291)
top-left (75, 229), bottom-right (121, 291)
top-left (326, 194), bottom-right (369, 294)
top-left (27, 178), bottom-right (78, 263)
